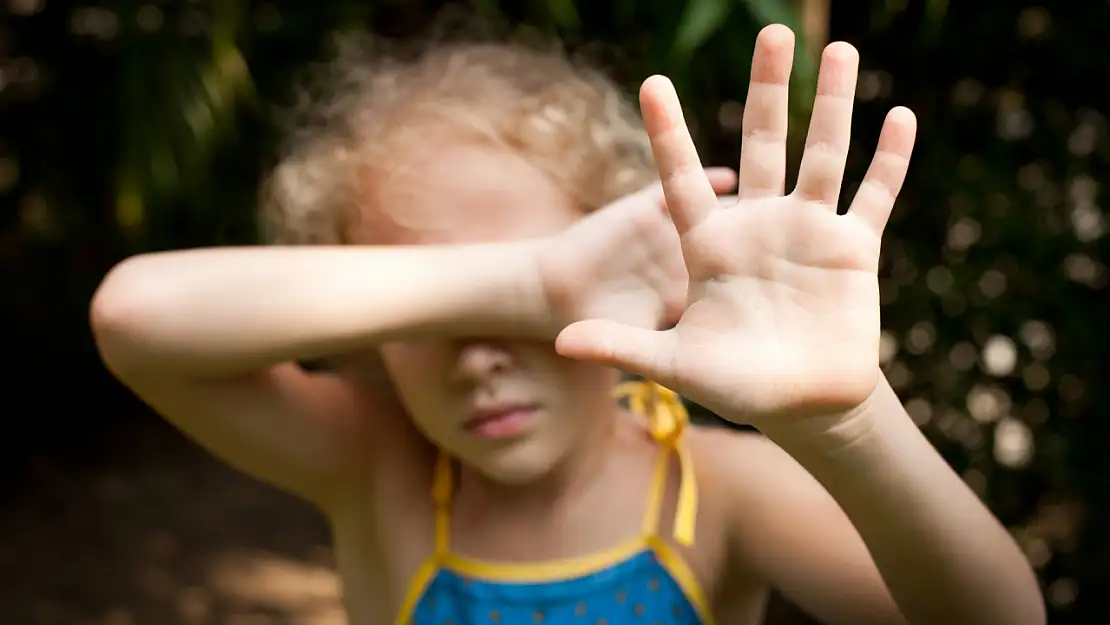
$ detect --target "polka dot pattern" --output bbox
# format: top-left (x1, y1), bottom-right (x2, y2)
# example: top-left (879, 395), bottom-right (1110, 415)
top-left (409, 551), bottom-right (702, 625)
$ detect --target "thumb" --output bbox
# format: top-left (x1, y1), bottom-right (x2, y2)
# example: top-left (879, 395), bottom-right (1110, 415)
top-left (555, 320), bottom-right (677, 382)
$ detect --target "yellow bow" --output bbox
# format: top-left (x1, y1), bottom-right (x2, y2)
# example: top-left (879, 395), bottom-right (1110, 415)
top-left (614, 380), bottom-right (698, 547)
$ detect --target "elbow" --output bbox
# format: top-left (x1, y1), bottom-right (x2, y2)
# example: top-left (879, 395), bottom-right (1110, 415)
top-left (1008, 551), bottom-right (1048, 625)
top-left (1028, 603), bottom-right (1048, 625)
top-left (973, 573), bottom-right (1047, 625)
top-left (1013, 581), bottom-right (1048, 625)
top-left (972, 564), bottom-right (1047, 625)
top-left (89, 257), bottom-right (169, 375)
top-left (898, 561), bottom-right (1046, 625)
top-left (995, 599), bottom-right (1047, 625)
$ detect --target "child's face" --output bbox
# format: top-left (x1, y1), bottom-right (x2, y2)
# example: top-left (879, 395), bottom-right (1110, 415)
top-left (367, 138), bottom-right (622, 485)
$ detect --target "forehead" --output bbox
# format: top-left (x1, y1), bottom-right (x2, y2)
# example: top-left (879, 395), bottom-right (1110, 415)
top-left (364, 140), bottom-right (582, 245)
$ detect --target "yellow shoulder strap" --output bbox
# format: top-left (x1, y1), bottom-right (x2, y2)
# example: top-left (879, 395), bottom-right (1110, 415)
top-left (431, 452), bottom-right (453, 557)
top-left (614, 380), bottom-right (698, 547)
top-left (430, 381), bottom-right (698, 555)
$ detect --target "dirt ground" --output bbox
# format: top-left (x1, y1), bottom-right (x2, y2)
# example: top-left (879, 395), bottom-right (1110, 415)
top-left (0, 418), bottom-right (344, 625)
top-left (0, 416), bottom-right (813, 625)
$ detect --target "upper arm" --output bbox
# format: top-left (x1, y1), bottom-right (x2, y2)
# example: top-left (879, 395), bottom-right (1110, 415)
top-left (117, 361), bottom-right (387, 507)
top-left (712, 432), bottom-right (906, 625)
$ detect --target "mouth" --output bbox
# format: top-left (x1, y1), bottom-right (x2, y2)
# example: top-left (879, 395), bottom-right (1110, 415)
top-left (463, 403), bottom-right (539, 439)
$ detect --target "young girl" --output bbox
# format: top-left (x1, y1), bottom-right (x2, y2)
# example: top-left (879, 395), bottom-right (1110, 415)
top-left (90, 23), bottom-right (1044, 625)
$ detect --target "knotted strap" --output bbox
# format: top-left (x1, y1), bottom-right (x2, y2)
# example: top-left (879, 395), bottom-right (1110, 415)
top-left (614, 380), bottom-right (698, 547)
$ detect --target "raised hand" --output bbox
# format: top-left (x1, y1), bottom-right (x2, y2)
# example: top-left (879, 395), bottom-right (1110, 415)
top-left (555, 25), bottom-right (916, 424)
top-left (536, 168), bottom-right (737, 337)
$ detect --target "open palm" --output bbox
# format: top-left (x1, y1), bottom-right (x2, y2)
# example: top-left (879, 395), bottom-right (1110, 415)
top-left (556, 25), bottom-right (917, 424)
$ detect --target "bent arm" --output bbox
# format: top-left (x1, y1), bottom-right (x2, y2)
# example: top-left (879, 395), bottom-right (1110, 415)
top-left (753, 374), bottom-right (1045, 625)
top-left (90, 243), bottom-right (544, 504)
top-left (91, 243), bottom-right (544, 377)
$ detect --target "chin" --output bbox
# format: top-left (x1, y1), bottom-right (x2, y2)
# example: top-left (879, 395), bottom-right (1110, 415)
top-left (473, 438), bottom-right (566, 486)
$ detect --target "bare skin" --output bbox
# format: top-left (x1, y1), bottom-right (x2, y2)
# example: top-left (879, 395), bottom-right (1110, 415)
top-left (90, 25), bottom-right (1044, 625)
top-left (326, 417), bottom-right (798, 624)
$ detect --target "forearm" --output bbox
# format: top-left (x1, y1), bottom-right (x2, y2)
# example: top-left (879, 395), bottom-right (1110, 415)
top-left (91, 244), bottom-right (544, 377)
top-left (760, 375), bottom-right (1045, 625)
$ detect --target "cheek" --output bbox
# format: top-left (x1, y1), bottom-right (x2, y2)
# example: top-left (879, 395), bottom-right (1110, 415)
top-left (379, 341), bottom-right (475, 453)
top-left (523, 348), bottom-right (623, 414)
top-left (379, 341), bottom-right (444, 395)
top-left (556, 357), bottom-right (621, 392)
top-left (377, 341), bottom-right (457, 431)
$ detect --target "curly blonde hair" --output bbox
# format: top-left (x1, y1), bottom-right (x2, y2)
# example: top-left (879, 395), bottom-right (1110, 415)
top-left (259, 31), bottom-right (658, 245)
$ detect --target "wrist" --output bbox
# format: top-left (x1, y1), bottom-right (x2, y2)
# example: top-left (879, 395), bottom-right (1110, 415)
top-left (443, 240), bottom-right (554, 339)
top-left (755, 375), bottom-right (891, 457)
top-left (510, 241), bottom-right (563, 339)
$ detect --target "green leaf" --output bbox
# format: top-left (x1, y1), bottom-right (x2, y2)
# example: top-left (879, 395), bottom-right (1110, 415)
top-left (548, 0), bottom-right (582, 30)
top-left (472, 0), bottom-right (501, 17)
top-left (923, 0), bottom-right (949, 42)
top-left (735, 0), bottom-right (816, 121)
top-left (926, 0), bottom-right (949, 24)
top-left (737, 0), bottom-right (800, 28)
top-left (672, 0), bottom-right (734, 61)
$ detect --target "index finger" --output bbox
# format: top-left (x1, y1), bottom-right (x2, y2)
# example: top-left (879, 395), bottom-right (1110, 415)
top-left (640, 75), bottom-right (719, 235)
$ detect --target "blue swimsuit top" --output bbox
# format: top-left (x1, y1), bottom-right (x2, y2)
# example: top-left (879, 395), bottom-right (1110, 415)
top-left (393, 381), bottom-right (712, 625)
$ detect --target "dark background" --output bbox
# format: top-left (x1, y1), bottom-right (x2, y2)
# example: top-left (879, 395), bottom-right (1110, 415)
top-left (0, 1), bottom-right (1105, 623)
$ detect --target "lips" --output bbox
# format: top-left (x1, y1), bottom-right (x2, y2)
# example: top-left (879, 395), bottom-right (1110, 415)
top-left (463, 403), bottom-right (538, 439)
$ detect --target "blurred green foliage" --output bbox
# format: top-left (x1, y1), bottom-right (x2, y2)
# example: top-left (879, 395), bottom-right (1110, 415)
top-left (0, 1), bottom-right (1107, 624)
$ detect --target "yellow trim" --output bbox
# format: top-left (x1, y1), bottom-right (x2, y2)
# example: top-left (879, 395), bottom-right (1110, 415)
top-left (440, 536), bottom-right (648, 582)
top-left (432, 453), bottom-right (452, 555)
top-left (393, 539), bottom-right (715, 625)
top-left (650, 536), bottom-right (716, 625)
top-left (392, 556), bottom-right (439, 625)
top-left (394, 380), bottom-right (708, 624)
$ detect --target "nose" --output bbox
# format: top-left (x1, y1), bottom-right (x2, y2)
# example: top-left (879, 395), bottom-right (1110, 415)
top-left (453, 340), bottom-right (512, 384)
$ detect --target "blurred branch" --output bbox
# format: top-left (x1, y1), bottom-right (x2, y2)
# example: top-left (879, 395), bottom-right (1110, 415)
top-left (673, 0), bottom-right (734, 63)
top-left (115, 0), bottom-right (253, 240)
top-left (797, 0), bottom-right (829, 55)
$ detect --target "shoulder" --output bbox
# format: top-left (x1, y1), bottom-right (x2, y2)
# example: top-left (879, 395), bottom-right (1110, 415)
top-left (685, 423), bottom-right (844, 546)
top-left (303, 366), bottom-right (437, 513)
top-left (686, 422), bottom-right (807, 489)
